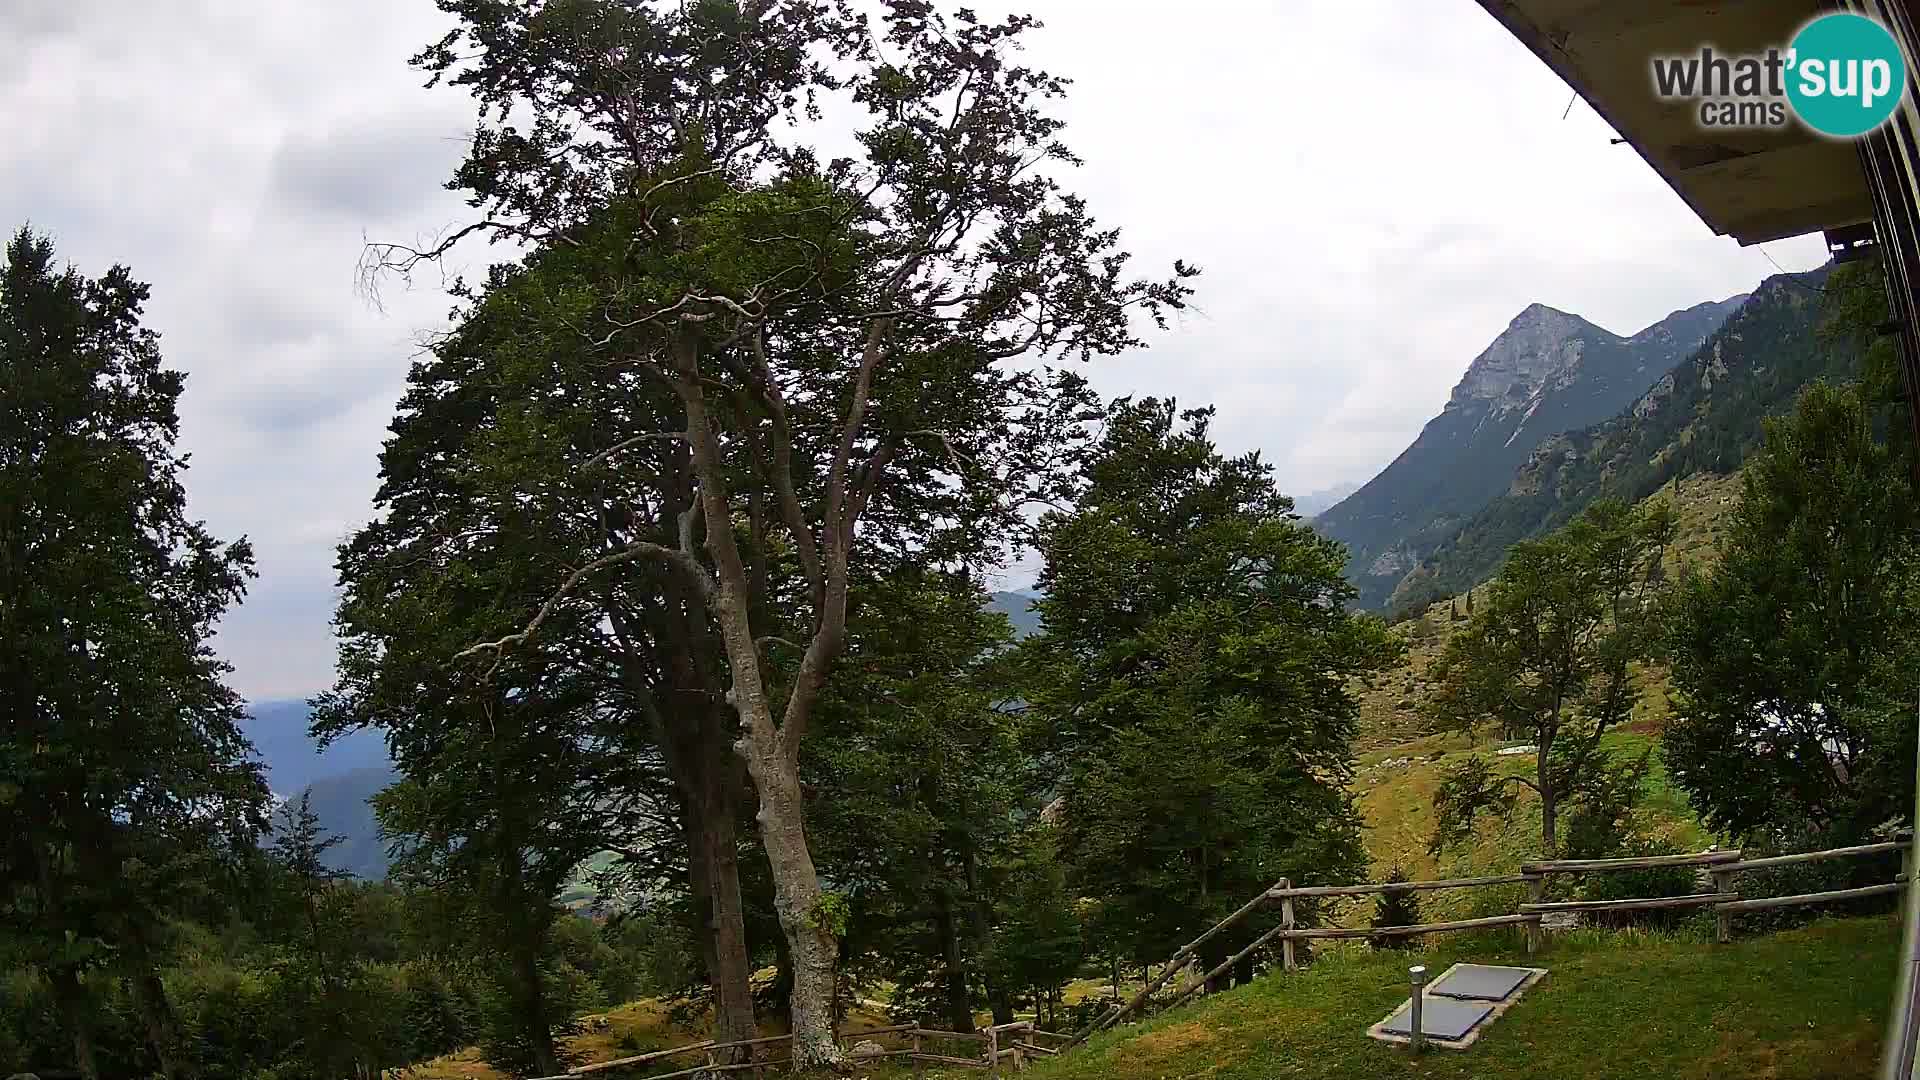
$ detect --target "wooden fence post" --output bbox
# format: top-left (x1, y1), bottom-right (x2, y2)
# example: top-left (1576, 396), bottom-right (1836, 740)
top-left (1712, 866), bottom-right (1735, 944)
top-left (1524, 870), bottom-right (1544, 955)
top-left (987, 1026), bottom-right (999, 1078)
top-left (911, 1031), bottom-right (925, 1078)
top-left (1279, 877), bottom-right (1297, 972)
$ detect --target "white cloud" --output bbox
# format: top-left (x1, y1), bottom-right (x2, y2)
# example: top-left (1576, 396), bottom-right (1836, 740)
top-left (1, 0), bottom-right (1830, 695)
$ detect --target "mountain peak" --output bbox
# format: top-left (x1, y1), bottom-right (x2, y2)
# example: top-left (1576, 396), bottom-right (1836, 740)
top-left (1316, 282), bottom-right (1753, 610)
top-left (1514, 301), bottom-right (1578, 323)
top-left (1447, 303), bottom-right (1598, 412)
top-left (1628, 294), bottom-right (1751, 345)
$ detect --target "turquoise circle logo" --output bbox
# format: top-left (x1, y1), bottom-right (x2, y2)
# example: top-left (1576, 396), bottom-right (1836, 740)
top-left (1786, 13), bottom-right (1907, 137)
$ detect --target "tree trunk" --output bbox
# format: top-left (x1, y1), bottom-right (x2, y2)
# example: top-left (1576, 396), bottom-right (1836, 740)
top-left (738, 745), bottom-right (842, 1067)
top-left (1536, 730), bottom-right (1551, 849)
top-left (507, 911), bottom-right (561, 1077)
top-left (127, 961), bottom-right (192, 1079)
top-left (691, 770), bottom-right (758, 1058)
top-left (503, 847), bottom-right (560, 1078)
top-left (962, 846), bottom-right (1011, 1025)
top-left (674, 359), bottom-right (844, 1069)
top-left (121, 919), bottom-right (193, 1080)
top-left (47, 966), bottom-right (99, 1080)
top-left (937, 889), bottom-right (973, 1032)
top-left (1201, 939), bottom-right (1229, 995)
top-left (606, 606), bottom-right (758, 1058)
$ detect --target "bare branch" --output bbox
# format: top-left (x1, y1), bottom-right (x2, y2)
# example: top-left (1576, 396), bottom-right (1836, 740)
top-left (455, 539), bottom-right (714, 681)
top-left (903, 429), bottom-right (975, 473)
top-left (581, 432), bottom-right (688, 471)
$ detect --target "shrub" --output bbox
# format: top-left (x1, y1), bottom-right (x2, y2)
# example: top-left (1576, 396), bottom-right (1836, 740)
top-left (1578, 838), bottom-right (1698, 930)
top-left (1723, 824), bottom-right (1905, 935)
top-left (1369, 868), bottom-right (1424, 950)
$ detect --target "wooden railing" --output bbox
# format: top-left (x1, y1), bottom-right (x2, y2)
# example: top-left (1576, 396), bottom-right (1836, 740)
top-left (532, 1020), bottom-right (1077, 1078)
top-left (535, 833), bottom-right (1917, 1072)
top-left (1082, 830), bottom-right (1914, 1039)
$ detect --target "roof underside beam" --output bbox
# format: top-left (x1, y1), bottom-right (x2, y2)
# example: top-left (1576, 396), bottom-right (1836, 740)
top-left (1477, 0), bottom-right (1876, 245)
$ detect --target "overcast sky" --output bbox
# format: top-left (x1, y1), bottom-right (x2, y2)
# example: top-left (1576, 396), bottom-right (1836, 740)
top-left (2, 1), bottom-right (1829, 701)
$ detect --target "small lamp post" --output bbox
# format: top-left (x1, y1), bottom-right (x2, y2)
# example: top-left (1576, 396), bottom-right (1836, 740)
top-left (1408, 965), bottom-right (1428, 1053)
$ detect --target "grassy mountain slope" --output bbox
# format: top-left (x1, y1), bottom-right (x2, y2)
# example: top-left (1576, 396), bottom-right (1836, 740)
top-left (1390, 268), bottom-right (1841, 613)
top-left (1346, 472), bottom-right (1746, 910)
top-left (1317, 295), bottom-right (1745, 610)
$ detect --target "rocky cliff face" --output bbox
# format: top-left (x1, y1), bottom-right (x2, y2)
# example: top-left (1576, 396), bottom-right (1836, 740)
top-left (1314, 291), bottom-right (1748, 610)
top-left (1446, 304), bottom-right (1592, 415)
top-left (1386, 268), bottom-right (1836, 612)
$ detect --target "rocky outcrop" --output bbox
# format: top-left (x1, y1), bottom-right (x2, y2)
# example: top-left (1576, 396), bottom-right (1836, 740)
top-left (1446, 304), bottom-right (1592, 416)
top-left (1633, 372), bottom-right (1676, 418)
top-left (1315, 291), bottom-right (1746, 609)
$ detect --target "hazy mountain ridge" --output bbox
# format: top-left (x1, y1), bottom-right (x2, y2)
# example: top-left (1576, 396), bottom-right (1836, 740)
top-left (1315, 292), bottom-right (1749, 609)
top-left (1389, 267), bottom-right (1839, 611)
top-left (243, 700), bottom-right (397, 878)
top-left (1292, 481), bottom-right (1361, 520)
top-left (987, 590), bottom-right (1043, 638)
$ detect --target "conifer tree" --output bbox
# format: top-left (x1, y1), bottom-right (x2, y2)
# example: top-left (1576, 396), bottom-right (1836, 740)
top-left (0, 226), bottom-right (267, 1080)
top-left (1369, 867), bottom-right (1422, 950)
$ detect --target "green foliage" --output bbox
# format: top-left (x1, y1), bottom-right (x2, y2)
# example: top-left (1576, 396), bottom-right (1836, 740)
top-left (1558, 748), bottom-right (1655, 861)
top-left (1722, 824), bottom-right (1905, 937)
top-left (0, 867), bottom-right (519, 1079)
top-left (1666, 377), bottom-right (1920, 840)
top-left (1368, 869), bottom-right (1423, 950)
top-left (1574, 837), bottom-right (1697, 929)
top-left (986, 830), bottom-right (1087, 1029)
top-left (1025, 398), bottom-right (1402, 967)
top-left (806, 569), bottom-right (1067, 1028)
top-left (809, 893), bottom-right (853, 939)
top-left (1428, 755), bottom-right (1518, 855)
top-left (0, 225), bottom-right (269, 1076)
top-left (1427, 497), bottom-right (1675, 855)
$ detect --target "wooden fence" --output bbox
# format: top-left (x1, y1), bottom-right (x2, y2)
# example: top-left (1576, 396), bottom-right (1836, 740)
top-left (531, 833), bottom-right (1915, 1073)
top-left (1080, 830), bottom-right (1915, 1038)
top-left (531, 1020), bottom-right (1077, 1079)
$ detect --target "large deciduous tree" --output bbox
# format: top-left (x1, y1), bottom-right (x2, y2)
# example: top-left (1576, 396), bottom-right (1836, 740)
top-left (1666, 379), bottom-right (1920, 841)
top-left (1023, 399), bottom-right (1398, 981)
top-left (1426, 497), bottom-right (1675, 856)
top-left (0, 226), bottom-right (267, 1080)
top-left (370, 1), bottom-right (1190, 1062)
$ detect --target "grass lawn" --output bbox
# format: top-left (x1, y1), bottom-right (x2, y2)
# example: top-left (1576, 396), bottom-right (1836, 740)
top-left (1018, 916), bottom-right (1901, 1080)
